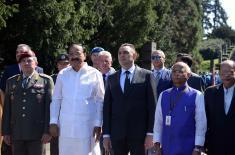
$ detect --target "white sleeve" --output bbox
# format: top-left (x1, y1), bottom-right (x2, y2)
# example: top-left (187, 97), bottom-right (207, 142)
top-left (195, 91), bottom-right (207, 146)
top-left (153, 92), bottom-right (163, 144)
top-left (93, 72), bottom-right (105, 127)
top-left (50, 73), bottom-right (63, 125)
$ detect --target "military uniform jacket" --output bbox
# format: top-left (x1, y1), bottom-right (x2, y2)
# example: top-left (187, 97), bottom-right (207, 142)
top-left (2, 72), bottom-right (54, 140)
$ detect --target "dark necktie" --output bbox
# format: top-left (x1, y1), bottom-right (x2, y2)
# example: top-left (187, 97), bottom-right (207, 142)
top-left (124, 71), bottom-right (130, 93)
top-left (22, 77), bottom-right (30, 88)
top-left (102, 74), bottom-right (106, 86)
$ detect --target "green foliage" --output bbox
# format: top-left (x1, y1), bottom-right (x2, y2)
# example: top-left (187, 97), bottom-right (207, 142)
top-left (0, 0), bottom-right (207, 73)
top-left (202, 0), bottom-right (228, 33)
top-left (210, 25), bottom-right (235, 44)
top-left (199, 38), bottom-right (224, 60)
top-left (0, 0), bottom-right (18, 29)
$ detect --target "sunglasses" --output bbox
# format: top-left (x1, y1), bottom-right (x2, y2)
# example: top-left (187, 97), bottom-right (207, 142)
top-left (151, 55), bottom-right (161, 60)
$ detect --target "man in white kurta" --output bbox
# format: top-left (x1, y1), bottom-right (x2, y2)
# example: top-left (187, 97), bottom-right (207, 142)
top-left (49, 44), bottom-right (104, 155)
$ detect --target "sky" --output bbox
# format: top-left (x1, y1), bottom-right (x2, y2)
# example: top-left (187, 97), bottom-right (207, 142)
top-left (220, 0), bottom-right (235, 29)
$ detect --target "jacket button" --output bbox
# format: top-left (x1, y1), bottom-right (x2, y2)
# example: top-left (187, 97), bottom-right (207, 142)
top-left (22, 106), bottom-right (26, 110)
top-left (22, 99), bottom-right (26, 102)
top-left (23, 92), bottom-right (26, 95)
top-left (22, 114), bottom-right (26, 117)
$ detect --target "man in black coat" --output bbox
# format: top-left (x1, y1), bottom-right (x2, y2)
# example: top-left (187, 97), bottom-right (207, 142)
top-left (102, 43), bottom-right (155, 155)
top-left (205, 60), bottom-right (235, 155)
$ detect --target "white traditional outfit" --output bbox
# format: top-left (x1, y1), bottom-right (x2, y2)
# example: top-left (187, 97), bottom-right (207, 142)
top-left (50, 63), bottom-right (104, 155)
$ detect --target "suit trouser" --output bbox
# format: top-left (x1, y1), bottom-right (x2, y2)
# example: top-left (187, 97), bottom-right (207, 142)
top-left (111, 138), bottom-right (145, 155)
top-left (12, 140), bottom-right (42, 155)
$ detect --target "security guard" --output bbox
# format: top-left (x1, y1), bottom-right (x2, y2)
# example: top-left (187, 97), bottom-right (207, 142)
top-left (2, 51), bottom-right (54, 155)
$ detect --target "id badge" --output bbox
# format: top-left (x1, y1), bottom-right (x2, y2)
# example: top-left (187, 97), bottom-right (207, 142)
top-left (165, 115), bottom-right (171, 126)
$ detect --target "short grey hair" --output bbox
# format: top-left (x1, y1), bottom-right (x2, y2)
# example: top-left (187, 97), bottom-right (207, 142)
top-left (16, 44), bottom-right (31, 52)
top-left (98, 51), bottom-right (112, 61)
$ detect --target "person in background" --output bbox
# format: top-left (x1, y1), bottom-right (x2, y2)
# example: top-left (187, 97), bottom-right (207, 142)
top-left (98, 51), bottom-right (115, 86)
top-left (49, 43), bottom-right (104, 155)
top-left (50, 53), bottom-right (70, 155)
top-left (98, 50), bottom-right (115, 155)
top-left (205, 60), bottom-right (235, 155)
top-left (2, 51), bottom-right (53, 155)
top-left (103, 43), bottom-right (155, 155)
top-left (151, 50), bottom-right (172, 102)
top-left (176, 53), bottom-right (205, 92)
top-left (153, 62), bottom-right (207, 155)
top-left (51, 53), bottom-right (70, 83)
top-left (0, 44), bottom-right (43, 155)
top-left (90, 47), bottom-right (104, 70)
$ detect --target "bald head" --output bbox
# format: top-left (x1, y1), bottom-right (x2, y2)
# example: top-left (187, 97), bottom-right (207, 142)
top-left (172, 62), bottom-right (191, 87)
top-left (221, 60), bottom-right (235, 69)
top-left (220, 60), bottom-right (235, 88)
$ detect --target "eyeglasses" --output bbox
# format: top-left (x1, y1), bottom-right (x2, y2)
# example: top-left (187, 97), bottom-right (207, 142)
top-left (151, 55), bottom-right (161, 61)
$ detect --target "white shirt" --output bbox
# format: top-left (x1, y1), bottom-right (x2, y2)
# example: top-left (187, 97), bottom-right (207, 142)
top-left (103, 67), bottom-right (116, 81)
top-left (153, 88), bottom-right (207, 146)
top-left (120, 65), bottom-right (135, 92)
top-left (224, 84), bottom-right (235, 114)
top-left (50, 63), bottom-right (104, 138)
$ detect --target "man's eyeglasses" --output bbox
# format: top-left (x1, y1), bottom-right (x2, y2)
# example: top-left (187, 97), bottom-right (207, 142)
top-left (151, 55), bottom-right (161, 61)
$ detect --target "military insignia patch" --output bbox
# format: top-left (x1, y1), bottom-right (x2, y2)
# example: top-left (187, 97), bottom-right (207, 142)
top-left (33, 84), bottom-right (44, 88)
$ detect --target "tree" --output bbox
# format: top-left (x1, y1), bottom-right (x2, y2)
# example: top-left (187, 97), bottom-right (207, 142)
top-left (0, 0), bottom-right (106, 73)
top-left (0, 0), bottom-right (18, 30)
top-left (202, 0), bottom-right (228, 33)
top-left (210, 25), bottom-right (235, 44)
top-left (89, 0), bottom-right (158, 54)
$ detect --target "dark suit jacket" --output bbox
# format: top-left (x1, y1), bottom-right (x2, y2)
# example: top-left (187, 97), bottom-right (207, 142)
top-left (156, 68), bottom-right (172, 99)
top-left (0, 64), bottom-right (43, 92)
top-left (205, 84), bottom-right (235, 155)
top-left (103, 66), bottom-right (155, 140)
top-left (187, 72), bottom-right (205, 92)
top-left (2, 72), bottom-right (53, 140)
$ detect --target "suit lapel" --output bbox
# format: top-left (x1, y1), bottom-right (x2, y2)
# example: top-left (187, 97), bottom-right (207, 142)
top-left (217, 85), bottom-right (226, 116)
top-left (116, 70), bottom-right (124, 95)
top-left (227, 85), bottom-right (235, 116)
top-left (125, 66), bottom-right (140, 96)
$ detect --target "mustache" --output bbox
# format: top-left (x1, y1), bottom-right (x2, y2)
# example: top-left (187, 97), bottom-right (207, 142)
top-left (71, 58), bottom-right (80, 61)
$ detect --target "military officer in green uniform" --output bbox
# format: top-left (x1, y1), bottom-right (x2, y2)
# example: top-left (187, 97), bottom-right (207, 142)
top-left (2, 51), bottom-right (54, 155)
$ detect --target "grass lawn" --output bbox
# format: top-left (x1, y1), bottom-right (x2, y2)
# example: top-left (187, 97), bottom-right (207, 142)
top-left (200, 59), bottom-right (219, 72)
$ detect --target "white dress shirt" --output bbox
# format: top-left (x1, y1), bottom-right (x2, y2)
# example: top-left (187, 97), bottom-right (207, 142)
top-left (224, 84), bottom-right (235, 114)
top-left (120, 65), bottom-right (135, 92)
top-left (50, 63), bottom-right (104, 138)
top-left (153, 88), bottom-right (207, 146)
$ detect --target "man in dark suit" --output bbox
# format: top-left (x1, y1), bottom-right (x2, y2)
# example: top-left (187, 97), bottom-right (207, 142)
top-left (176, 53), bottom-right (205, 92)
top-left (151, 50), bottom-right (172, 102)
top-left (0, 44), bottom-right (43, 155)
top-left (103, 43), bottom-right (155, 155)
top-left (2, 51), bottom-right (53, 155)
top-left (205, 60), bottom-right (235, 155)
